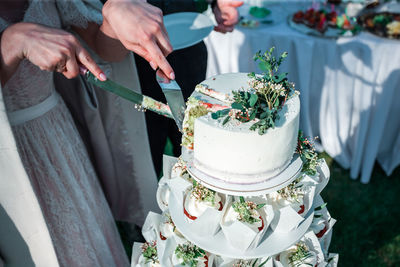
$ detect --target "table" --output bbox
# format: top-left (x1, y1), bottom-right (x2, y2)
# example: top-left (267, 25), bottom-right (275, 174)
top-left (204, 3), bottom-right (400, 183)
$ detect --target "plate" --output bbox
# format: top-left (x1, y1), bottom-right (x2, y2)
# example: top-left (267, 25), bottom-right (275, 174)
top-left (187, 155), bottom-right (303, 196)
top-left (164, 12), bottom-right (214, 50)
top-left (169, 192), bottom-right (314, 259)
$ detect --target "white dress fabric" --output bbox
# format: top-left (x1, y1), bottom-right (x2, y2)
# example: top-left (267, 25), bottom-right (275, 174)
top-left (0, 1), bottom-right (129, 266)
top-left (205, 3), bottom-right (400, 183)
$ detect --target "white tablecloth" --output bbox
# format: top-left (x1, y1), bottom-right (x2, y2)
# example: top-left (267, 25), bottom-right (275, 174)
top-left (204, 4), bottom-right (400, 183)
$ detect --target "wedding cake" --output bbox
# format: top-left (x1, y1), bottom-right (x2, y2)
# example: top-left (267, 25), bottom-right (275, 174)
top-left (132, 48), bottom-right (338, 267)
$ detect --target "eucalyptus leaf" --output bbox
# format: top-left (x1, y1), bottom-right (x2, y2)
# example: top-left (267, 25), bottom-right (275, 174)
top-left (231, 102), bottom-right (244, 110)
top-left (249, 94), bottom-right (258, 107)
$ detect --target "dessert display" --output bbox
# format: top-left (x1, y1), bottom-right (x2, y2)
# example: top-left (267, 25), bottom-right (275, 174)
top-left (359, 12), bottom-right (400, 39)
top-left (290, 4), bottom-right (360, 37)
top-left (132, 49), bottom-right (338, 266)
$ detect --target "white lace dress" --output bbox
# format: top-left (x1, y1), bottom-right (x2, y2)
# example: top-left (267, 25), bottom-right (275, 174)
top-left (0, 1), bottom-right (129, 266)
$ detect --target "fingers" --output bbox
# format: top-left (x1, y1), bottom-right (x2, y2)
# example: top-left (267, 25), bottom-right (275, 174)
top-left (76, 45), bottom-right (107, 81)
top-left (145, 41), bottom-right (175, 80)
top-left (227, 0), bottom-right (244, 8)
top-left (156, 68), bottom-right (170, 83)
top-left (214, 24), bottom-right (234, 33)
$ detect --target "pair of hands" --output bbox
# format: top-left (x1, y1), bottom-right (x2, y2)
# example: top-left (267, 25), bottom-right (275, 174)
top-left (0, 0), bottom-right (243, 85)
top-left (101, 0), bottom-right (243, 80)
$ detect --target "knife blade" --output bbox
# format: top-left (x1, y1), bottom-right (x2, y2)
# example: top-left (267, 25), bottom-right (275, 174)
top-left (156, 75), bottom-right (186, 132)
top-left (84, 71), bottom-right (173, 119)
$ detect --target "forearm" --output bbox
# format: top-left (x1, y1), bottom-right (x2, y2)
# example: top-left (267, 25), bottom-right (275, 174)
top-left (0, 23), bottom-right (25, 85)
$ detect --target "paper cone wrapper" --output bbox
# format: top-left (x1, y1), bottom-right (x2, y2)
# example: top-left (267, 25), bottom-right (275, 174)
top-left (131, 242), bottom-right (144, 266)
top-left (183, 192), bottom-right (227, 236)
top-left (156, 183), bottom-right (171, 212)
top-left (273, 257), bottom-right (284, 267)
top-left (312, 195), bottom-right (336, 254)
top-left (326, 253), bottom-right (339, 267)
top-left (319, 218), bottom-right (336, 256)
top-left (171, 250), bottom-right (214, 267)
top-left (167, 178), bottom-right (192, 204)
top-left (315, 159), bottom-right (330, 195)
top-left (275, 231), bottom-right (326, 267)
top-left (303, 231), bottom-right (326, 266)
top-left (158, 236), bottom-right (177, 267)
top-left (297, 178), bottom-right (317, 217)
top-left (220, 197), bottom-right (271, 250)
top-left (163, 155), bottom-right (178, 180)
top-left (270, 205), bottom-right (304, 233)
top-left (158, 212), bottom-right (188, 245)
top-left (142, 212), bottom-right (163, 242)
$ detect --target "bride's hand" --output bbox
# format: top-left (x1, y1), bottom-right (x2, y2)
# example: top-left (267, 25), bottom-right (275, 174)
top-left (0, 22), bottom-right (106, 84)
top-left (101, 0), bottom-right (175, 80)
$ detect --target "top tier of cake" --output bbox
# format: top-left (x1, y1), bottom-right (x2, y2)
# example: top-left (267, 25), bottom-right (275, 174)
top-left (190, 73), bottom-right (300, 184)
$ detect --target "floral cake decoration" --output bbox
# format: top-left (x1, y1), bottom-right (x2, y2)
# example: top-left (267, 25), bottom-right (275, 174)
top-left (211, 47), bottom-right (296, 135)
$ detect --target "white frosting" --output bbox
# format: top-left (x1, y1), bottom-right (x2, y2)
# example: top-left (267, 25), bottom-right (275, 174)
top-left (137, 255), bottom-right (161, 267)
top-left (222, 204), bottom-right (262, 233)
top-left (184, 191), bottom-right (222, 218)
top-left (268, 191), bottom-right (304, 213)
top-left (279, 247), bottom-right (317, 267)
top-left (193, 73), bottom-right (300, 184)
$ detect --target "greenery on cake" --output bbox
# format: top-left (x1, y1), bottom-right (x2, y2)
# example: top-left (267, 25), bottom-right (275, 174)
top-left (277, 177), bottom-right (304, 202)
top-left (141, 241), bottom-right (159, 264)
top-left (182, 97), bottom-right (210, 149)
top-left (175, 243), bottom-right (207, 267)
top-left (191, 180), bottom-right (218, 205)
top-left (296, 131), bottom-right (319, 176)
top-left (232, 197), bottom-right (266, 224)
top-left (211, 47), bottom-right (295, 135)
top-left (287, 243), bottom-right (314, 267)
top-left (233, 258), bottom-right (270, 267)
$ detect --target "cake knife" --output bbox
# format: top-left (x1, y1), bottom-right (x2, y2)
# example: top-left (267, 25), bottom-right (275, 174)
top-left (156, 74), bottom-right (186, 132)
top-left (84, 70), bottom-right (173, 119)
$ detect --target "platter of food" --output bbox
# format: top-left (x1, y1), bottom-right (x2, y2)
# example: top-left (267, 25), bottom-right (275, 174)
top-left (289, 6), bottom-right (361, 38)
top-left (358, 12), bottom-right (400, 39)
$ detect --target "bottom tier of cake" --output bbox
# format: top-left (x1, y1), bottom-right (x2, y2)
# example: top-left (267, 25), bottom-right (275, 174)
top-left (131, 154), bottom-right (338, 267)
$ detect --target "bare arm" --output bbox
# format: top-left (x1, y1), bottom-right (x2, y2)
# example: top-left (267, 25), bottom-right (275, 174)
top-left (0, 22), bottom-right (106, 86)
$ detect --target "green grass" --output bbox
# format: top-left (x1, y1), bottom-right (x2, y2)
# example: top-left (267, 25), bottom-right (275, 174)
top-left (319, 153), bottom-right (400, 267)
top-left (122, 140), bottom-right (400, 266)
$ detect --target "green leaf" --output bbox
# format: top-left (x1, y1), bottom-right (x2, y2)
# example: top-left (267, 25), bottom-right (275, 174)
top-left (240, 196), bottom-right (245, 203)
top-left (249, 94), bottom-right (258, 107)
top-left (256, 203), bottom-right (266, 209)
top-left (222, 115), bottom-right (230, 125)
top-left (249, 110), bottom-right (257, 121)
top-left (315, 203), bottom-right (328, 211)
top-left (273, 72), bottom-right (288, 83)
top-left (211, 112), bottom-right (219, 120)
top-left (231, 102), bottom-right (244, 110)
top-left (258, 257), bottom-right (271, 267)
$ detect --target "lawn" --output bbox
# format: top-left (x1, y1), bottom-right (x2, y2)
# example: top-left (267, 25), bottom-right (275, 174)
top-left (121, 140), bottom-right (400, 266)
top-left (319, 153), bottom-right (400, 267)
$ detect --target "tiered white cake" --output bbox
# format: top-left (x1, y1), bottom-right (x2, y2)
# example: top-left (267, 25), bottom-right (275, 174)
top-left (132, 51), bottom-right (338, 267)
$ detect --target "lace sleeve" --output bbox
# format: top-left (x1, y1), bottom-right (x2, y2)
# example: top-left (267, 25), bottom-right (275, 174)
top-left (56, 0), bottom-right (103, 29)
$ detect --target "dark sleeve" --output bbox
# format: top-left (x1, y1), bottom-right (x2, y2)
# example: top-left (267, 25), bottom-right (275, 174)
top-left (148, 0), bottom-right (198, 14)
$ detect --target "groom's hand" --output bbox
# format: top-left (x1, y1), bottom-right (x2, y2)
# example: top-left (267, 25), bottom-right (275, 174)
top-left (213, 0), bottom-right (244, 33)
top-left (101, 0), bottom-right (175, 80)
